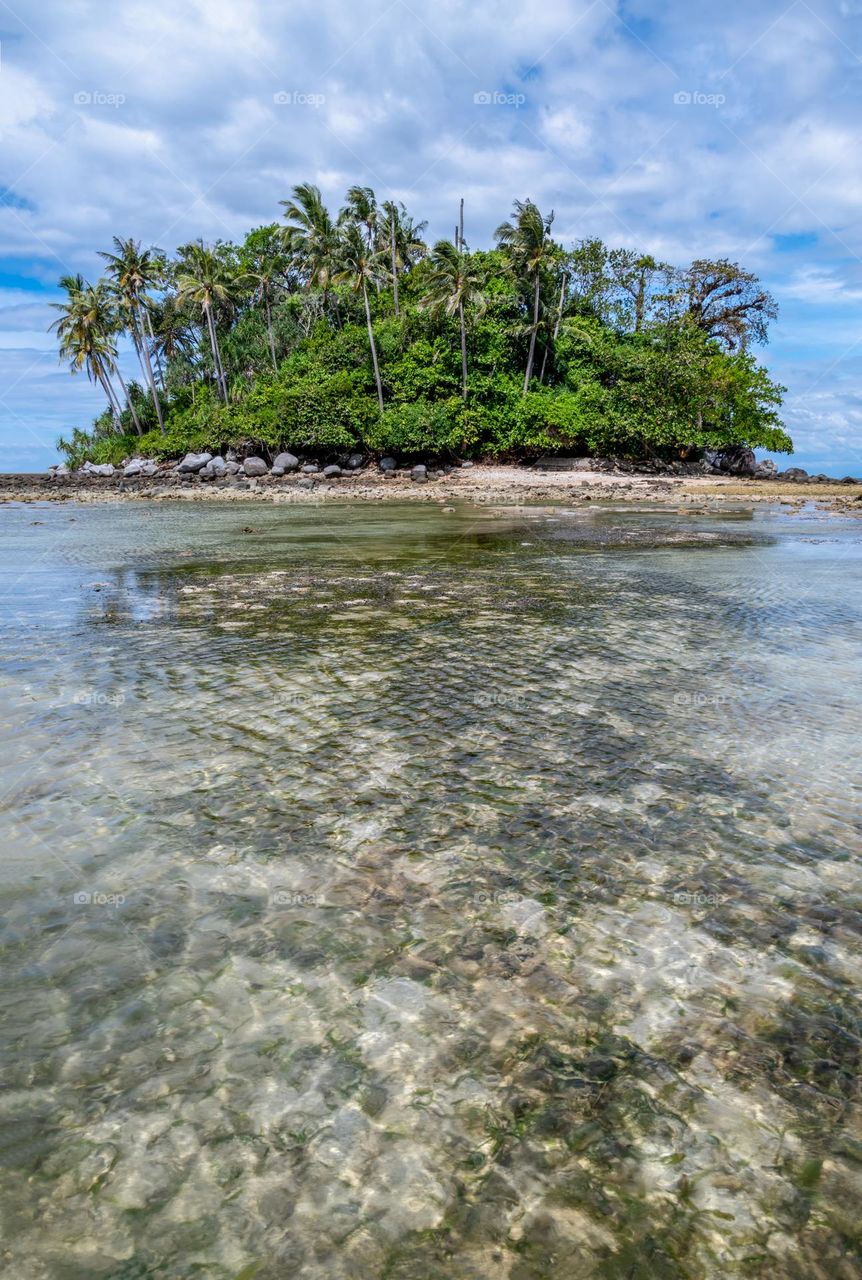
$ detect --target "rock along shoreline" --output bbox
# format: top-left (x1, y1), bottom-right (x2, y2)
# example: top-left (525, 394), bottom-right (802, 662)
top-left (3, 458), bottom-right (862, 515)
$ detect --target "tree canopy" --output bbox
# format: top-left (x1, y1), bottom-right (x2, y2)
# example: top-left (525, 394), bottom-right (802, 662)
top-left (54, 185), bottom-right (791, 467)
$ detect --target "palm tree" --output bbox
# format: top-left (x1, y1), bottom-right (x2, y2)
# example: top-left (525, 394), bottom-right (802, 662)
top-left (421, 241), bottom-right (485, 401)
top-left (334, 223), bottom-right (388, 413)
top-left (281, 183), bottom-right (340, 306)
top-left (175, 241), bottom-right (237, 403)
top-left (50, 275), bottom-right (144, 434)
top-left (241, 251), bottom-right (289, 373)
top-left (340, 185), bottom-right (378, 249)
top-left (98, 237), bottom-right (165, 430)
top-left (380, 200), bottom-right (427, 317)
top-left (495, 200), bottom-right (555, 393)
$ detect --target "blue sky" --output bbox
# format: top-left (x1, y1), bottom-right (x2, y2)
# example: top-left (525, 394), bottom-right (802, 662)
top-left (0, 0), bottom-right (861, 472)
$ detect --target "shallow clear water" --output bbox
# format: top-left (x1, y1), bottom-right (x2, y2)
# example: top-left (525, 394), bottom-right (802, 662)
top-left (1, 499), bottom-right (860, 1280)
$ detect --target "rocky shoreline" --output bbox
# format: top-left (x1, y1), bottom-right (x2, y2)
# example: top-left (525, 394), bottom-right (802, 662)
top-left (4, 453), bottom-right (862, 513)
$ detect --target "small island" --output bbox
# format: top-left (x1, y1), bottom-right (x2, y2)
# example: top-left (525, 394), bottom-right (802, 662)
top-left (51, 185), bottom-right (793, 479)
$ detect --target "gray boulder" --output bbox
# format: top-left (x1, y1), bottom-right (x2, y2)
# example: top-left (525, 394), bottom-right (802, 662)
top-left (347, 453), bottom-right (364, 470)
top-left (200, 456), bottom-right (227, 478)
top-left (783, 467), bottom-right (809, 480)
top-left (177, 451), bottom-right (212, 474)
top-left (302, 463), bottom-right (319, 474)
top-left (243, 456), bottom-right (268, 476)
top-left (379, 457), bottom-right (397, 472)
top-left (753, 459), bottom-right (778, 478)
top-left (49, 463), bottom-right (70, 477)
top-left (411, 464), bottom-right (427, 480)
top-left (225, 460), bottom-right (240, 474)
top-left (323, 464), bottom-right (342, 478)
top-left (80, 461), bottom-right (115, 477)
top-left (272, 451), bottom-right (299, 473)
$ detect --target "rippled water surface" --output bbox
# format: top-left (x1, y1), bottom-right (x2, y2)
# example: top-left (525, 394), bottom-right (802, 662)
top-left (1, 499), bottom-right (861, 1280)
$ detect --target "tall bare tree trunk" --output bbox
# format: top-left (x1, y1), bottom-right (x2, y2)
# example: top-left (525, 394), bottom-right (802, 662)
top-left (362, 281), bottom-right (384, 413)
top-left (459, 298), bottom-right (468, 401)
top-left (390, 214), bottom-right (399, 318)
top-left (98, 369), bottom-right (123, 429)
top-left (114, 366), bottom-right (144, 434)
top-left (540, 273), bottom-right (567, 383)
top-left (524, 272), bottom-right (541, 393)
top-left (266, 298), bottom-right (277, 372)
top-left (133, 306), bottom-right (164, 431)
top-left (205, 303), bottom-right (228, 403)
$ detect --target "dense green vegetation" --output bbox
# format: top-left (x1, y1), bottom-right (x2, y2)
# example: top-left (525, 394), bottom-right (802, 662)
top-left (53, 186), bottom-right (791, 467)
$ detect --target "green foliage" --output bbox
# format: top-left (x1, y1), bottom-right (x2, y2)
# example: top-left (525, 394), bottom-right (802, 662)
top-left (53, 188), bottom-right (791, 465)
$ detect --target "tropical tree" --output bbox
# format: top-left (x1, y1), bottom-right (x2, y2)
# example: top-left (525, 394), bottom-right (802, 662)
top-left (680, 259), bottom-right (778, 350)
top-left (334, 222), bottom-right (388, 412)
top-left (421, 240), bottom-right (485, 401)
top-left (340, 185), bottom-right (378, 249)
top-left (175, 241), bottom-right (238, 402)
top-left (380, 199), bottom-right (427, 317)
top-left (281, 183), bottom-right (340, 307)
top-left (495, 200), bottom-right (556, 392)
top-left (50, 275), bottom-right (144, 433)
top-left (239, 230), bottom-right (292, 373)
top-left (98, 237), bottom-right (165, 430)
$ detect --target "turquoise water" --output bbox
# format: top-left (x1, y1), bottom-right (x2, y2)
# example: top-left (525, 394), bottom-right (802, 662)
top-left (1, 500), bottom-right (860, 1279)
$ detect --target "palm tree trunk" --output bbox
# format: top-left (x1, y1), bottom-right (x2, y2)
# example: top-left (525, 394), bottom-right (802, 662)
top-left (97, 370), bottom-right (123, 430)
top-left (114, 366), bottom-right (144, 435)
top-left (265, 298), bottom-right (277, 372)
top-left (205, 304), bottom-right (228, 403)
top-left (524, 272), bottom-right (541, 393)
top-left (362, 281), bottom-right (384, 414)
top-left (458, 298), bottom-right (468, 401)
top-left (133, 307), bottom-right (165, 431)
top-left (144, 308), bottom-right (165, 392)
top-left (390, 215), bottom-right (399, 318)
top-left (540, 273), bottom-right (567, 383)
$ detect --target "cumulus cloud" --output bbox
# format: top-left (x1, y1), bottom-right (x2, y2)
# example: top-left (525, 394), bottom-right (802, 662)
top-left (0, 0), bottom-right (859, 468)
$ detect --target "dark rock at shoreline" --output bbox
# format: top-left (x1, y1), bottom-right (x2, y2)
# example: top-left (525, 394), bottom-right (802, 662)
top-left (380, 457), bottom-right (397, 472)
top-left (782, 467), bottom-right (809, 480)
top-left (177, 452), bottom-right (212, 474)
top-left (302, 463), bottom-right (319, 474)
top-left (347, 453), bottom-right (364, 470)
top-left (243, 457), bottom-right (268, 476)
top-left (272, 451), bottom-right (299, 474)
top-left (706, 446), bottom-right (756, 476)
top-left (323, 464), bottom-right (342, 478)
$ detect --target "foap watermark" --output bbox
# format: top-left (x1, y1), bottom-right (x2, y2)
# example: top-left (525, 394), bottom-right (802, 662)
top-left (474, 691), bottom-right (530, 711)
top-left (673, 691), bottom-right (731, 708)
top-left (274, 90), bottom-right (325, 108)
top-left (271, 890), bottom-right (321, 907)
top-left (72, 688), bottom-right (126, 707)
top-left (74, 90), bottom-right (126, 108)
top-left (673, 90), bottom-right (725, 109)
top-left (474, 89), bottom-right (526, 109)
top-left (472, 889), bottom-right (524, 907)
top-left (673, 890), bottom-right (728, 907)
top-left (73, 890), bottom-right (126, 907)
